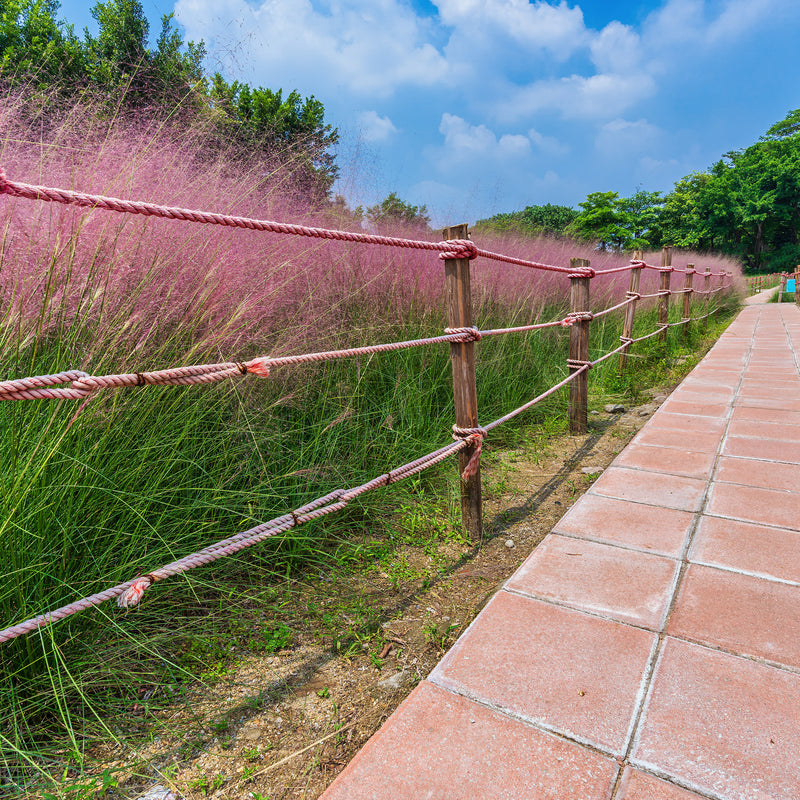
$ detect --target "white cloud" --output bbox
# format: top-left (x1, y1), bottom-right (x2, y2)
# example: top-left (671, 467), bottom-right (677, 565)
top-left (438, 114), bottom-right (532, 163)
top-left (174, 0), bottom-right (453, 98)
top-left (357, 111), bottom-right (398, 143)
top-left (596, 118), bottom-right (661, 157)
top-left (590, 21), bottom-right (642, 74)
top-left (500, 73), bottom-right (656, 121)
top-left (528, 128), bottom-right (569, 156)
top-left (437, 0), bottom-right (587, 59)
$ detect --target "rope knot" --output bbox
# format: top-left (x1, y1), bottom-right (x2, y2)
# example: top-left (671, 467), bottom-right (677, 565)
top-left (619, 336), bottom-right (633, 344)
top-left (625, 291), bottom-right (641, 300)
top-left (568, 267), bottom-right (596, 279)
top-left (567, 358), bottom-right (592, 370)
top-left (117, 574), bottom-right (155, 609)
top-left (660, 266), bottom-right (674, 273)
top-left (244, 357), bottom-right (271, 378)
top-left (439, 239), bottom-right (478, 261)
top-left (561, 311), bottom-right (594, 327)
top-left (444, 326), bottom-right (482, 342)
top-left (452, 425), bottom-right (487, 481)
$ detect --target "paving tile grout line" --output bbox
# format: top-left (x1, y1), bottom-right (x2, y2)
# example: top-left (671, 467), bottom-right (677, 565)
top-left (608, 305), bottom-right (762, 800)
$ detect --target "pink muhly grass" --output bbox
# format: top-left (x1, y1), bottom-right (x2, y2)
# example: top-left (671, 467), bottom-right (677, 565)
top-left (0, 95), bottom-right (744, 377)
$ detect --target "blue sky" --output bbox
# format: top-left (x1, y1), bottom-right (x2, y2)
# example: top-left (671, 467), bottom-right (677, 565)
top-left (59, 0), bottom-right (800, 226)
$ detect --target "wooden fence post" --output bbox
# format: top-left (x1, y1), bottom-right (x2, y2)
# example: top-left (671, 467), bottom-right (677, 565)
top-left (619, 250), bottom-right (642, 374)
top-left (682, 263), bottom-right (694, 340)
top-left (658, 246), bottom-right (672, 343)
top-left (442, 224), bottom-right (482, 542)
top-left (779, 273), bottom-right (786, 303)
top-left (568, 258), bottom-right (591, 435)
top-left (703, 266), bottom-right (712, 330)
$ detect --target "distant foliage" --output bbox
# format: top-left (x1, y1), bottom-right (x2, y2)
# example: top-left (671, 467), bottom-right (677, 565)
top-left (0, 0), bottom-right (338, 199)
top-left (474, 203), bottom-right (578, 238)
top-left (365, 192), bottom-right (431, 231)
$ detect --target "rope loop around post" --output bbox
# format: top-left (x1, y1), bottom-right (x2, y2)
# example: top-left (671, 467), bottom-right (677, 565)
top-left (566, 359), bottom-right (592, 370)
top-left (568, 267), bottom-right (596, 279)
top-left (439, 239), bottom-right (478, 260)
top-left (563, 311), bottom-right (594, 325)
top-left (625, 291), bottom-right (641, 300)
top-left (444, 326), bottom-right (482, 342)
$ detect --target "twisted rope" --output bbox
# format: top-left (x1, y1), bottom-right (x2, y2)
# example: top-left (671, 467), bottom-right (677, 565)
top-left (0, 166), bottom-right (595, 277)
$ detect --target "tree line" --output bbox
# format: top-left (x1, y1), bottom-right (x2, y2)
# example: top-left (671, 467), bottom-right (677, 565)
top-left (1, 0), bottom-right (338, 200)
top-left (475, 109), bottom-right (800, 274)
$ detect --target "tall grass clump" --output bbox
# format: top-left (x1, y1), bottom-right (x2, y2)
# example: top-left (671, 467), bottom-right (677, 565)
top-left (0, 93), bottom-right (743, 788)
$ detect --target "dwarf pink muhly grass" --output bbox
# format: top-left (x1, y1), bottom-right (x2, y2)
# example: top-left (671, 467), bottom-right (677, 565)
top-left (0, 96), bottom-right (744, 374)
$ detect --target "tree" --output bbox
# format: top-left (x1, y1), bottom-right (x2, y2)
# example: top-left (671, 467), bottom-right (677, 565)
top-left (567, 191), bottom-right (630, 251)
top-left (366, 192), bottom-right (430, 230)
top-left (473, 203), bottom-right (578, 238)
top-left (0, 0), bottom-right (84, 87)
top-left (620, 190), bottom-right (664, 250)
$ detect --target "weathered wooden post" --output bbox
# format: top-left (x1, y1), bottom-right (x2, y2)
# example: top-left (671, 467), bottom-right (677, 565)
top-left (568, 258), bottom-right (591, 435)
top-left (779, 273), bottom-right (786, 303)
top-left (658, 246), bottom-right (672, 343)
top-left (619, 250), bottom-right (643, 374)
top-left (682, 263), bottom-right (695, 340)
top-left (703, 266), bottom-right (712, 330)
top-left (442, 224), bottom-right (482, 542)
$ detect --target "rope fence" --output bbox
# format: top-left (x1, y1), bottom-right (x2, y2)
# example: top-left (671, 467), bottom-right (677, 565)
top-left (0, 169), bottom-right (735, 644)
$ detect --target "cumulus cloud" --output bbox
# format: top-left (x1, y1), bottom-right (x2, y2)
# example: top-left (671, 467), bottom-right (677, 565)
top-left (357, 111), bottom-right (398, 143)
top-left (438, 114), bottom-right (532, 163)
top-left (438, 0), bottom-right (588, 59)
top-left (596, 118), bottom-right (661, 157)
top-left (174, 0), bottom-right (453, 98)
top-left (499, 73), bottom-right (656, 122)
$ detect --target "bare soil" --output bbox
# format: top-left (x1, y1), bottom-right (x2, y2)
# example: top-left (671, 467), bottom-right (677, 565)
top-left (88, 393), bottom-right (668, 800)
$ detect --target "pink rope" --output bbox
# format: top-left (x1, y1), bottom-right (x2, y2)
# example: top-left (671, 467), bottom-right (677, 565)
top-left (0, 165), bottom-right (474, 262)
top-left (0, 290), bottom-right (732, 643)
top-left (0, 330), bottom-right (482, 402)
top-left (1, 306), bottom-right (631, 403)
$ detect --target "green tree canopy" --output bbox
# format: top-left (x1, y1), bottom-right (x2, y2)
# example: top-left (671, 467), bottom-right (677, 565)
top-left (366, 192), bottom-right (430, 230)
top-left (474, 203), bottom-right (578, 238)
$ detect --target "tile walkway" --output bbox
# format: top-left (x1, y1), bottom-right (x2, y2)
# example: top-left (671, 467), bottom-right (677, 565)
top-left (321, 302), bottom-right (800, 800)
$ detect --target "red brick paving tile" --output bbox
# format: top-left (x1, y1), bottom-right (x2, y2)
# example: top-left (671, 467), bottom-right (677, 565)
top-left (430, 591), bottom-right (656, 755)
top-left (727, 418), bottom-right (800, 442)
top-left (320, 681), bottom-right (619, 800)
top-left (659, 399), bottom-right (729, 417)
top-left (506, 535), bottom-right (678, 629)
top-left (616, 768), bottom-right (708, 799)
top-left (715, 455), bottom-right (800, 493)
top-left (611, 445), bottom-right (716, 481)
top-left (706, 482), bottom-right (800, 528)
top-left (552, 494), bottom-right (693, 557)
top-left (667, 564), bottom-right (800, 669)
top-left (734, 396), bottom-right (800, 412)
top-left (646, 413), bottom-right (727, 435)
top-left (590, 467), bottom-right (707, 511)
top-left (633, 428), bottom-right (722, 453)
top-left (731, 405), bottom-right (800, 425)
top-left (690, 515), bottom-right (800, 584)
top-left (633, 638), bottom-right (800, 800)
top-left (722, 435), bottom-right (800, 464)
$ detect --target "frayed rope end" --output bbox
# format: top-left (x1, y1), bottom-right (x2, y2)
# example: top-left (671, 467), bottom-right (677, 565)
top-left (245, 357), bottom-right (271, 378)
top-left (117, 575), bottom-right (154, 609)
top-left (461, 438), bottom-right (482, 481)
